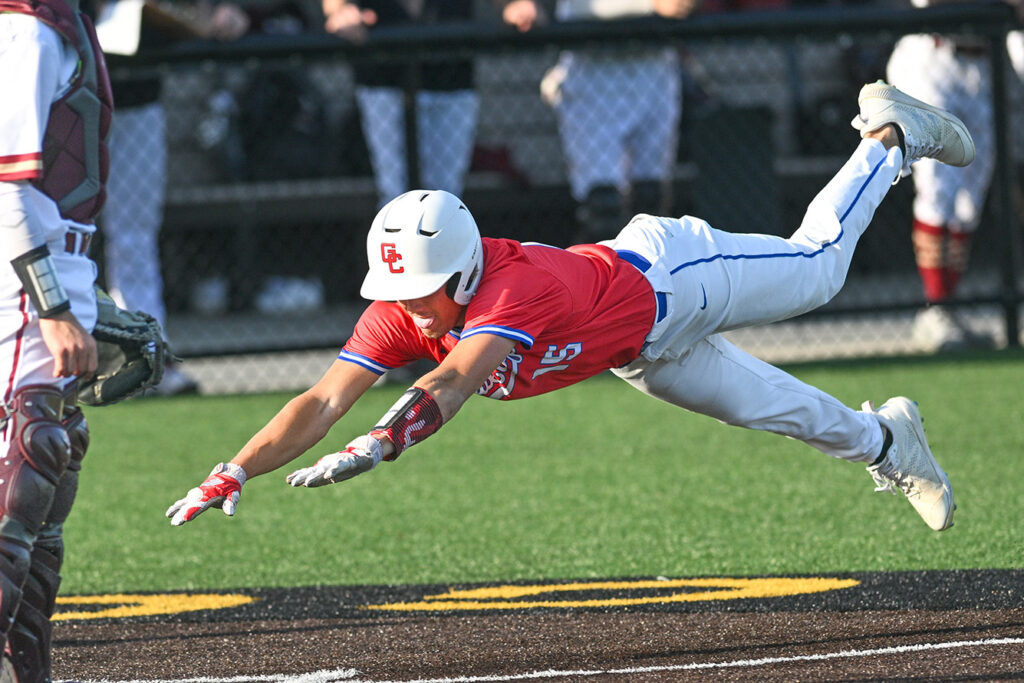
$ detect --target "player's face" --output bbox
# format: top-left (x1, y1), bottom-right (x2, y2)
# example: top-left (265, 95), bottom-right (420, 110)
top-left (398, 287), bottom-right (465, 339)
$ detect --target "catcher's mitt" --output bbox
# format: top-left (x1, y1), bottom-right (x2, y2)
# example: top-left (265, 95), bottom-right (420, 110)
top-left (78, 287), bottom-right (177, 406)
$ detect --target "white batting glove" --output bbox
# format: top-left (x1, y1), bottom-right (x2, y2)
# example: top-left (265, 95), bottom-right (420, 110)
top-left (286, 435), bottom-right (384, 487)
top-left (166, 462), bottom-right (247, 526)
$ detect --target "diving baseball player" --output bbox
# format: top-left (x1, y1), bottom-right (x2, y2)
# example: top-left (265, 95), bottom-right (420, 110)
top-left (169, 82), bottom-right (970, 537)
top-left (0, 0), bottom-right (110, 679)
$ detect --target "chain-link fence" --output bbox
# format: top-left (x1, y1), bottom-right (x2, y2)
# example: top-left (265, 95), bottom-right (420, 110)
top-left (100, 2), bottom-right (1024, 394)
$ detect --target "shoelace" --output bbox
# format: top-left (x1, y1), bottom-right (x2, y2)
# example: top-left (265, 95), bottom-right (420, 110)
top-left (902, 130), bottom-right (941, 170)
top-left (870, 446), bottom-right (915, 496)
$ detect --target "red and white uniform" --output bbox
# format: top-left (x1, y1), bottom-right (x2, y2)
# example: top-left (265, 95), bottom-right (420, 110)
top-left (343, 140), bottom-right (908, 467)
top-left (342, 238), bottom-right (657, 399)
top-left (0, 11), bottom-right (100, 390)
top-left (887, 28), bottom-right (994, 236)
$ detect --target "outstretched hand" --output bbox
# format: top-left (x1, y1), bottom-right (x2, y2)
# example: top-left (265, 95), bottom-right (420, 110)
top-left (166, 462), bottom-right (247, 525)
top-left (286, 435), bottom-right (384, 487)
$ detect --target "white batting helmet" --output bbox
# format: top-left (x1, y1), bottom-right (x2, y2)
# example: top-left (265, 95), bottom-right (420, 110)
top-left (360, 190), bottom-right (483, 305)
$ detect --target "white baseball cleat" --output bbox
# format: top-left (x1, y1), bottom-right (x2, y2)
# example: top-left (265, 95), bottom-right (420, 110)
top-left (851, 80), bottom-right (975, 175)
top-left (861, 397), bottom-right (955, 531)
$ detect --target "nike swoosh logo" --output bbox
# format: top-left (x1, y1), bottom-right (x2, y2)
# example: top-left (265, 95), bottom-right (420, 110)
top-left (699, 284), bottom-right (708, 310)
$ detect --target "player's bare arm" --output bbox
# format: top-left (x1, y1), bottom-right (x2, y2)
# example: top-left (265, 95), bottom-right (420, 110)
top-left (362, 331), bottom-right (517, 459)
top-left (413, 332), bottom-right (517, 426)
top-left (166, 359), bottom-right (378, 525)
top-left (286, 330), bottom-right (515, 487)
top-left (170, 191), bottom-right (492, 523)
top-left (234, 359), bottom-right (380, 477)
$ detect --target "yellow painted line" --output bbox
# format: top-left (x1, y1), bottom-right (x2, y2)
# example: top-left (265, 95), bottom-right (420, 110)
top-left (367, 577), bottom-right (860, 612)
top-left (54, 592), bottom-right (259, 621)
top-left (52, 577), bottom-right (861, 619)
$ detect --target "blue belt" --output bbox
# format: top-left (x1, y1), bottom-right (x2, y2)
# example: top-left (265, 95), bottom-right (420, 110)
top-left (616, 250), bottom-right (668, 324)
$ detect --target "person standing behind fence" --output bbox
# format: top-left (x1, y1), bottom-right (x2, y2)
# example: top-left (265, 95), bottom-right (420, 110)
top-left (322, 0), bottom-right (479, 207)
top-left (501, 0), bottom-right (696, 242)
top-left (94, 0), bottom-right (250, 396)
top-left (882, 0), bottom-right (1019, 353)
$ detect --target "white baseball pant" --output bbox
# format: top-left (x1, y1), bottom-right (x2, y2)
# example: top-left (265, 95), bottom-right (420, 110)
top-left (887, 34), bottom-right (994, 232)
top-left (102, 101), bottom-right (169, 328)
top-left (1008, 30), bottom-right (1024, 80)
top-left (551, 49), bottom-right (681, 201)
top-left (0, 250), bottom-right (97, 395)
top-left (356, 86), bottom-right (479, 206)
top-left (609, 138), bottom-right (903, 463)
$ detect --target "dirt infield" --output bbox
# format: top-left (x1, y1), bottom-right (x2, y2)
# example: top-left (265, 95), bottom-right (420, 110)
top-left (52, 570), bottom-right (1024, 682)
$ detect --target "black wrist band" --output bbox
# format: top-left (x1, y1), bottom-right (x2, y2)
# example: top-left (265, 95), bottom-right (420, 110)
top-left (11, 246), bottom-right (71, 318)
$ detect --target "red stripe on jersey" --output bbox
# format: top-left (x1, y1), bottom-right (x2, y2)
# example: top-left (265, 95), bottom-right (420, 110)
top-left (2, 292), bottom-right (32, 431)
top-left (0, 152), bottom-right (42, 181)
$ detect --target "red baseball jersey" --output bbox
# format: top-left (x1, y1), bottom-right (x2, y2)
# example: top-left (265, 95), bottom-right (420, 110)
top-left (340, 238), bottom-right (657, 399)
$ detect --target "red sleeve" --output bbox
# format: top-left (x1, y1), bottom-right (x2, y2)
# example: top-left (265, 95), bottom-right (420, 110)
top-left (339, 301), bottom-right (438, 375)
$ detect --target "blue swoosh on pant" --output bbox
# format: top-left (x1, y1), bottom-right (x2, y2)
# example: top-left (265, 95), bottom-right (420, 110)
top-left (699, 283), bottom-right (708, 310)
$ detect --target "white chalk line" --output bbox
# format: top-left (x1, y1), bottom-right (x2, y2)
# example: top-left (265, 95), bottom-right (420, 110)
top-left (66, 671), bottom-right (363, 683)
top-left (66, 636), bottom-right (1024, 683)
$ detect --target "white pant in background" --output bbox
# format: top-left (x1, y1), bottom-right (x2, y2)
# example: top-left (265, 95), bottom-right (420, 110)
top-left (1008, 30), bottom-right (1024, 79)
top-left (102, 102), bottom-right (169, 327)
top-left (552, 49), bottom-right (681, 200)
top-left (886, 34), bottom-right (994, 232)
top-left (610, 139), bottom-right (902, 464)
top-left (356, 87), bottom-right (479, 206)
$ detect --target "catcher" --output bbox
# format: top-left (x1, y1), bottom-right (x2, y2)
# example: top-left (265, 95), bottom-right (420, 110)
top-left (0, 1), bottom-right (169, 678)
top-left (169, 83), bottom-right (964, 536)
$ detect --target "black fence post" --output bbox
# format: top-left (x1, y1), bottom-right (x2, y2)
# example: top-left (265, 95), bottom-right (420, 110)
top-left (403, 60), bottom-right (422, 192)
top-left (989, 27), bottom-right (1022, 347)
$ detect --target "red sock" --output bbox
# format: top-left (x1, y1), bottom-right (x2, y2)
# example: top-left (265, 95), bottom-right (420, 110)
top-left (912, 219), bottom-right (970, 303)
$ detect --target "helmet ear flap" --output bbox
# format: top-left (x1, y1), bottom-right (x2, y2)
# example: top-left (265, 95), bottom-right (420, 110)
top-left (444, 272), bottom-right (461, 302)
top-left (446, 259), bottom-right (481, 304)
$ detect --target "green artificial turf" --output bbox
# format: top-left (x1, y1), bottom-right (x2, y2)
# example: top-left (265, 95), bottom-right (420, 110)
top-left (62, 348), bottom-right (1024, 594)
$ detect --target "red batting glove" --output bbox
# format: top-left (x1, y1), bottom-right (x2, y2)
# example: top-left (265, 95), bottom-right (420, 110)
top-left (166, 462), bottom-right (247, 526)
